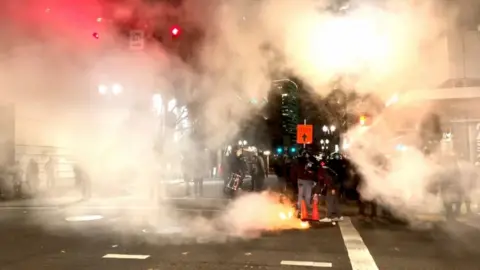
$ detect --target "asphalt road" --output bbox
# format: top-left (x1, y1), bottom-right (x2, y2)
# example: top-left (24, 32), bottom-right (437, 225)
top-left (0, 202), bottom-right (480, 270)
top-left (1, 175), bottom-right (480, 269)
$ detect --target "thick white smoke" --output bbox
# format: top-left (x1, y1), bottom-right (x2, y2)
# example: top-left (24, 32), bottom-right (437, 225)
top-left (1, 0), bottom-right (477, 239)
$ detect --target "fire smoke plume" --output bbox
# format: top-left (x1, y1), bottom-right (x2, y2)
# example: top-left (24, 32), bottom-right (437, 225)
top-left (0, 0), bottom-right (477, 239)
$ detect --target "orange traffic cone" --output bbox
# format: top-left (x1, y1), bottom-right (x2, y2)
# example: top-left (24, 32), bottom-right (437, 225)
top-left (300, 199), bottom-right (308, 220)
top-left (312, 194), bottom-right (320, 220)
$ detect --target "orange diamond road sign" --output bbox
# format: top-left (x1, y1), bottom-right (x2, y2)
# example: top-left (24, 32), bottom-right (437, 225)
top-left (297, 125), bottom-right (313, 144)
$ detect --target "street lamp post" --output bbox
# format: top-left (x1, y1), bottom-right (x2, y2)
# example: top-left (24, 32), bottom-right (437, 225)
top-left (151, 93), bottom-right (177, 201)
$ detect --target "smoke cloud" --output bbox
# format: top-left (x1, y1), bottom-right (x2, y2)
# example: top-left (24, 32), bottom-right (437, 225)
top-left (1, 0), bottom-right (477, 240)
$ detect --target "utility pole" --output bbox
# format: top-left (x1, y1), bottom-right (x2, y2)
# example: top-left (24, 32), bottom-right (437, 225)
top-left (461, 30), bottom-right (467, 82)
top-left (303, 119), bottom-right (307, 149)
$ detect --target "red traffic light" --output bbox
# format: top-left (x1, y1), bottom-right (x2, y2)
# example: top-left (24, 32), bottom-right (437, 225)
top-left (92, 32), bottom-right (100, 39)
top-left (171, 26), bottom-right (180, 36)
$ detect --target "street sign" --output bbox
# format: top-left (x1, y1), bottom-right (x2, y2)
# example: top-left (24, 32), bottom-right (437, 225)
top-left (129, 30), bottom-right (144, 50)
top-left (296, 124), bottom-right (313, 144)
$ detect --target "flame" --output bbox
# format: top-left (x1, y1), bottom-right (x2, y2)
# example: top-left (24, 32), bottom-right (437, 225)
top-left (233, 191), bottom-right (310, 232)
top-left (300, 221), bottom-right (310, 229)
top-left (276, 209), bottom-right (309, 230)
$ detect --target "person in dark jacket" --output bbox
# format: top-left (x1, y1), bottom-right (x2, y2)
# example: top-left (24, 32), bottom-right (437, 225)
top-left (251, 151), bottom-right (266, 192)
top-left (318, 163), bottom-right (342, 221)
top-left (224, 147), bottom-right (248, 191)
top-left (26, 158), bottom-right (39, 194)
top-left (73, 164), bottom-right (91, 200)
top-left (291, 151), bottom-right (316, 211)
top-left (273, 156), bottom-right (286, 192)
top-left (182, 146), bottom-right (207, 197)
top-left (230, 148), bottom-right (248, 177)
top-left (440, 154), bottom-right (462, 220)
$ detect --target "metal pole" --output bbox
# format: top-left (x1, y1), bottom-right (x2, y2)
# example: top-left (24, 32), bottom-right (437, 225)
top-left (303, 119), bottom-right (306, 149)
top-left (266, 155), bottom-right (270, 174)
top-left (461, 31), bottom-right (467, 80)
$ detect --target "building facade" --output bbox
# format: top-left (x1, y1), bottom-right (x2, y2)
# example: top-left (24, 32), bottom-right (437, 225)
top-left (279, 81), bottom-right (300, 148)
top-left (412, 28), bottom-right (480, 162)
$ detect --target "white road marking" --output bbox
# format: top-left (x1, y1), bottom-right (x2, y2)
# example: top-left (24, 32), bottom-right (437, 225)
top-left (103, 254), bottom-right (150, 260)
top-left (65, 215), bottom-right (103, 221)
top-left (339, 217), bottom-right (379, 270)
top-left (280, 260), bottom-right (332, 267)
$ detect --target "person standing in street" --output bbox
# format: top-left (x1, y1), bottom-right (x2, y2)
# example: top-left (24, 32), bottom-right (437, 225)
top-left (318, 164), bottom-right (343, 221)
top-left (273, 155), bottom-right (286, 192)
top-left (440, 154), bottom-right (462, 220)
top-left (73, 164), bottom-right (91, 200)
top-left (251, 150), bottom-right (266, 192)
top-left (12, 161), bottom-right (24, 198)
top-left (182, 144), bottom-right (207, 197)
top-left (192, 146), bottom-right (207, 197)
top-left (26, 158), bottom-right (39, 195)
top-left (45, 157), bottom-right (56, 190)
top-left (181, 154), bottom-right (192, 197)
top-left (291, 150), bottom-right (316, 213)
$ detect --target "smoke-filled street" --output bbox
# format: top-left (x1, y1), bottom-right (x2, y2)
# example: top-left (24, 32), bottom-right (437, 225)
top-left (0, 175), bottom-right (479, 270)
top-left (2, 0), bottom-right (480, 269)
top-left (1, 202), bottom-right (480, 270)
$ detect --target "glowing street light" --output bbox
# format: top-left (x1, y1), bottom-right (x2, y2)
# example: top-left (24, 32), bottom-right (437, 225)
top-left (238, 140), bottom-right (248, 146)
top-left (112, 84), bottom-right (123, 95)
top-left (98, 83), bottom-right (123, 96)
top-left (98, 84), bottom-right (108, 95)
top-left (168, 99), bottom-right (177, 111)
top-left (322, 125), bottom-right (335, 134)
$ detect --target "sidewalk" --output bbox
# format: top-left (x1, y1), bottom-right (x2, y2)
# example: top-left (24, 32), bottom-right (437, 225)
top-left (0, 178), bottom-right (223, 208)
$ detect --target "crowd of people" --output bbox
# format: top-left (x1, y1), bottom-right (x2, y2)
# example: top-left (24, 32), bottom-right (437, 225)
top-left (271, 149), bottom-right (479, 222)
top-left (273, 150), bottom-right (343, 222)
top-left (0, 157), bottom-right (91, 200)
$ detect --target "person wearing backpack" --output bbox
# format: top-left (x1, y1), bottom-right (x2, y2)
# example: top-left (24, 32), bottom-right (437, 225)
top-left (251, 151), bottom-right (266, 192)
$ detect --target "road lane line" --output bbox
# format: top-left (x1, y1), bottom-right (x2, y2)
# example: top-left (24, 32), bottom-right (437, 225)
top-left (103, 254), bottom-right (150, 259)
top-left (280, 260), bottom-right (332, 267)
top-left (339, 217), bottom-right (378, 270)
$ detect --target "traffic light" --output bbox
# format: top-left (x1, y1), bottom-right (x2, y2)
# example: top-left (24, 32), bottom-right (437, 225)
top-left (290, 147), bottom-right (296, 153)
top-left (359, 115), bottom-right (366, 126)
top-left (276, 147), bottom-right (283, 154)
top-left (171, 26), bottom-right (181, 37)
